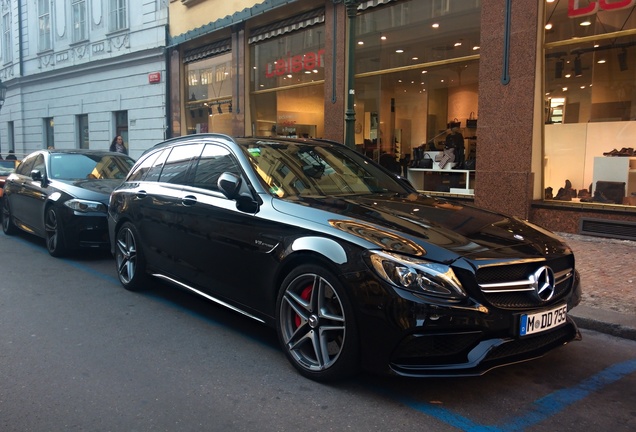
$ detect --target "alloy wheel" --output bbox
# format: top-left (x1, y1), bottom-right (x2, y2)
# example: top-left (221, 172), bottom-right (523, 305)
top-left (278, 272), bottom-right (348, 375)
top-left (45, 207), bottom-right (66, 256)
top-left (116, 226), bottom-right (137, 285)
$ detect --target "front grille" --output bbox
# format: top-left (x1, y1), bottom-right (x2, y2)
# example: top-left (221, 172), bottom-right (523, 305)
top-left (475, 256), bottom-right (574, 310)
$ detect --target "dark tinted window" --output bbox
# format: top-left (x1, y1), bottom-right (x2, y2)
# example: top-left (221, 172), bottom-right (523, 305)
top-left (15, 154), bottom-right (37, 175)
top-left (190, 144), bottom-right (240, 192)
top-left (158, 144), bottom-right (204, 185)
top-left (128, 149), bottom-right (164, 182)
top-left (144, 149), bottom-right (170, 183)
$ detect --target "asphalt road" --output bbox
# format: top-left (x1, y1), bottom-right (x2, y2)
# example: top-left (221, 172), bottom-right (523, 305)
top-left (1, 230), bottom-right (635, 432)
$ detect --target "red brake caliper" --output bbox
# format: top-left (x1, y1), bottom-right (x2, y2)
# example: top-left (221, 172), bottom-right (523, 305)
top-left (294, 285), bottom-right (313, 328)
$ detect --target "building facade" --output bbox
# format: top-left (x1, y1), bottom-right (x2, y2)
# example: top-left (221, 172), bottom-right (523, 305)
top-left (0, 0), bottom-right (169, 159)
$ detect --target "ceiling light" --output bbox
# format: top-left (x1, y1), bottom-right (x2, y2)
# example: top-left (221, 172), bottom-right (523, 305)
top-left (432, 23), bottom-right (439, 28)
top-left (597, 59), bottom-right (606, 64)
top-left (395, 49), bottom-right (404, 53)
top-left (358, 41), bottom-right (364, 45)
top-left (380, 36), bottom-right (387, 40)
top-left (545, 23), bottom-right (553, 30)
top-left (454, 41), bottom-right (462, 47)
top-left (580, 20), bottom-right (591, 26)
top-left (472, 46), bottom-right (480, 50)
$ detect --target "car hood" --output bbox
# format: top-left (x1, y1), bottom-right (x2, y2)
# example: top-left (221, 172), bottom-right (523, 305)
top-left (271, 193), bottom-right (570, 263)
top-left (52, 179), bottom-right (123, 202)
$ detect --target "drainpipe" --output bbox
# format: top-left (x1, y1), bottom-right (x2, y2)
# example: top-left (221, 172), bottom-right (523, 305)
top-left (343, 0), bottom-right (358, 150)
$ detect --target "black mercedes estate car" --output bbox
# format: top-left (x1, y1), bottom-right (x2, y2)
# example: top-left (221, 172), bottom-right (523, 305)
top-left (108, 134), bottom-right (582, 381)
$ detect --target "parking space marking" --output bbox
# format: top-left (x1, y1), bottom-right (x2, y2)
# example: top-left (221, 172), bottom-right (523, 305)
top-left (388, 358), bottom-right (636, 431)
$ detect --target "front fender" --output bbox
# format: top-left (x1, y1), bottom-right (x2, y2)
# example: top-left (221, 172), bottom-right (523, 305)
top-left (291, 236), bottom-right (348, 265)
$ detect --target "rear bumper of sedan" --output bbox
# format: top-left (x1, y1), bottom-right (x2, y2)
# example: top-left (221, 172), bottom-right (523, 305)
top-left (350, 275), bottom-right (582, 378)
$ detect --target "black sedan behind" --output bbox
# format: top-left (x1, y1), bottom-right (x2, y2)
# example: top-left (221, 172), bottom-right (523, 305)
top-left (3, 149), bottom-right (135, 256)
top-left (108, 135), bottom-right (582, 381)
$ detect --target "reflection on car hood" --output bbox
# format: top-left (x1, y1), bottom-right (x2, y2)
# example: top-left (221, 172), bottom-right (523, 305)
top-left (54, 179), bottom-right (124, 201)
top-left (272, 193), bottom-right (569, 262)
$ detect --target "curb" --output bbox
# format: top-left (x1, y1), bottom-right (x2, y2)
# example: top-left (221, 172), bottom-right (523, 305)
top-left (570, 306), bottom-right (636, 341)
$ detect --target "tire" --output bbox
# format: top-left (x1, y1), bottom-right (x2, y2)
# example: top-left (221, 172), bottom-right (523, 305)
top-left (2, 198), bottom-right (17, 235)
top-left (276, 264), bottom-right (359, 382)
top-left (45, 206), bottom-right (68, 257)
top-left (114, 222), bottom-right (148, 291)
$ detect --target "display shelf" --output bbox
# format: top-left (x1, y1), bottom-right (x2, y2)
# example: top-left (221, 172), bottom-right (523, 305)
top-left (408, 168), bottom-right (475, 195)
top-left (592, 157), bottom-right (636, 197)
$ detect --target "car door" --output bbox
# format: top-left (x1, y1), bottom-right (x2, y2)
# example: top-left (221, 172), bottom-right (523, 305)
top-left (169, 143), bottom-right (282, 310)
top-left (10, 153), bottom-right (48, 235)
top-left (134, 144), bottom-right (203, 274)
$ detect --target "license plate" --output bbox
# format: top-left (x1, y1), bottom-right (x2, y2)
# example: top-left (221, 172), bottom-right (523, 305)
top-left (519, 304), bottom-right (568, 336)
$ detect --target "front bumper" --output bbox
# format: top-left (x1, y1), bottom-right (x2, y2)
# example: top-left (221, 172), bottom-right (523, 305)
top-left (61, 210), bottom-right (110, 250)
top-left (349, 270), bottom-right (582, 377)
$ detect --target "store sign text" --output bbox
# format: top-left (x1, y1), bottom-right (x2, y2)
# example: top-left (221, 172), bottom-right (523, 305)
top-left (568, 0), bottom-right (636, 17)
top-left (265, 49), bottom-right (325, 78)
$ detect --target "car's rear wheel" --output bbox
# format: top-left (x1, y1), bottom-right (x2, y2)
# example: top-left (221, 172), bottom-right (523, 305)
top-left (115, 222), bottom-right (148, 291)
top-left (276, 264), bottom-right (359, 382)
top-left (2, 198), bottom-right (17, 235)
top-left (45, 206), bottom-right (68, 257)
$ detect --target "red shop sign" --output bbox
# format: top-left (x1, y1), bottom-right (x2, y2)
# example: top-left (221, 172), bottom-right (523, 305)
top-left (265, 49), bottom-right (325, 79)
top-left (568, 0), bottom-right (636, 17)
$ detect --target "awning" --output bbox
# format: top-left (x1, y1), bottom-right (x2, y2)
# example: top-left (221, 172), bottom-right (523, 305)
top-left (358, 0), bottom-right (395, 11)
top-left (183, 38), bottom-right (232, 64)
top-left (248, 8), bottom-right (325, 44)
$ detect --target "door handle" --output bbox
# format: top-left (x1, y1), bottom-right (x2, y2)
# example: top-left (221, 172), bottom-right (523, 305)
top-left (182, 195), bottom-right (197, 206)
top-left (135, 190), bottom-right (147, 199)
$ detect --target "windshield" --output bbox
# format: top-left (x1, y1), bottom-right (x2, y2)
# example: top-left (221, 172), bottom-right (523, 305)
top-left (0, 160), bottom-right (17, 176)
top-left (237, 139), bottom-right (410, 198)
top-left (50, 153), bottom-right (135, 180)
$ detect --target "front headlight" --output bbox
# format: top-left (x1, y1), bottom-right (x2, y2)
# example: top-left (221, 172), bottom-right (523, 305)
top-left (368, 251), bottom-right (466, 299)
top-left (64, 199), bottom-right (107, 213)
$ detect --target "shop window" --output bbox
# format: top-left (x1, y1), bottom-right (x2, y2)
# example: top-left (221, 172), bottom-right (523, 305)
top-left (185, 51), bottom-right (233, 135)
top-left (250, 21), bottom-right (326, 141)
top-left (354, 0), bottom-right (480, 196)
top-left (544, 1), bottom-right (636, 206)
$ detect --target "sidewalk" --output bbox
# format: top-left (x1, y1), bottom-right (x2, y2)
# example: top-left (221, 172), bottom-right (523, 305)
top-left (557, 232), bottom-right (636, 340)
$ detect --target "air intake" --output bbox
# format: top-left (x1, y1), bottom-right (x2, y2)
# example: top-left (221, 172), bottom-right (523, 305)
top-left (579, 217), bottom-right (636, 241)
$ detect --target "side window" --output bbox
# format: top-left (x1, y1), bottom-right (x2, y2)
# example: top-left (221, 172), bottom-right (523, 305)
top-left (144, 149), bottom-right (170, 182)
top-left (191, 144), bottom-right (240, 192)
top-left (16, 155), bottom-right (37, 175)
top-left (32, 155), bottom-right (46, 176)
top-left (157, 144), bottom-right (204, 185)
top-left (128, 150), bottom-right (164, 182)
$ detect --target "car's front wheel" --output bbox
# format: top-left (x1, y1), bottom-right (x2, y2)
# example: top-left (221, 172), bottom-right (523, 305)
top-left (45, 206), bottom-right (68, 257)
top-left (2, 198), bottom-right (17, 235)
top-left (115, 222), bottom-right (148, 291)
top-left (276, 264), bottom-right (359, 382)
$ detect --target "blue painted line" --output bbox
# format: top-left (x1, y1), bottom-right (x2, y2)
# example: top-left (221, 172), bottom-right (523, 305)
top-left (497, 358), bottom-right (636, 431)
top-left (381, 359), bottom-right (636, 431)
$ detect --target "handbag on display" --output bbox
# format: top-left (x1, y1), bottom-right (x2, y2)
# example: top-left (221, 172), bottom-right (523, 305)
top-left (447, 118), bottom-right (461, 129)
top-left (466, 112), bottom-right (478, 128)
top-left (438, 147), bottom-right (455, 169)
top-left (418, 153), bottom-right (433, 168)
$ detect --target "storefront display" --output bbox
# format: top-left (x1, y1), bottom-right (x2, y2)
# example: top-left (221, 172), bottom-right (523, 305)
top-left (544, 0), bottom-right (636, 207)
top-left (353, 0), bottom-right (481, 195)
top-left (249, 9), bottom-right (326, 140)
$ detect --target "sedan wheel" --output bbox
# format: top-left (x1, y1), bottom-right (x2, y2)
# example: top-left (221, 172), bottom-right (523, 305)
top-left (115, 222), bottom-right (148, 291)
top-left (2, 198), bottom-right (17, 235)
top-left (276, 264), bottom-right (359, 382)
top-left (45, 207), bottom-right (68, 257)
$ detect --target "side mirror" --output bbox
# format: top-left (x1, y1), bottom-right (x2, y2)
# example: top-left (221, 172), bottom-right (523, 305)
top-left (217, 172), bottom-right (261, 214)
top-left (31, 170), bottom-right (43, 181)
top-left (217, 172), bottom-right (241, 199)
